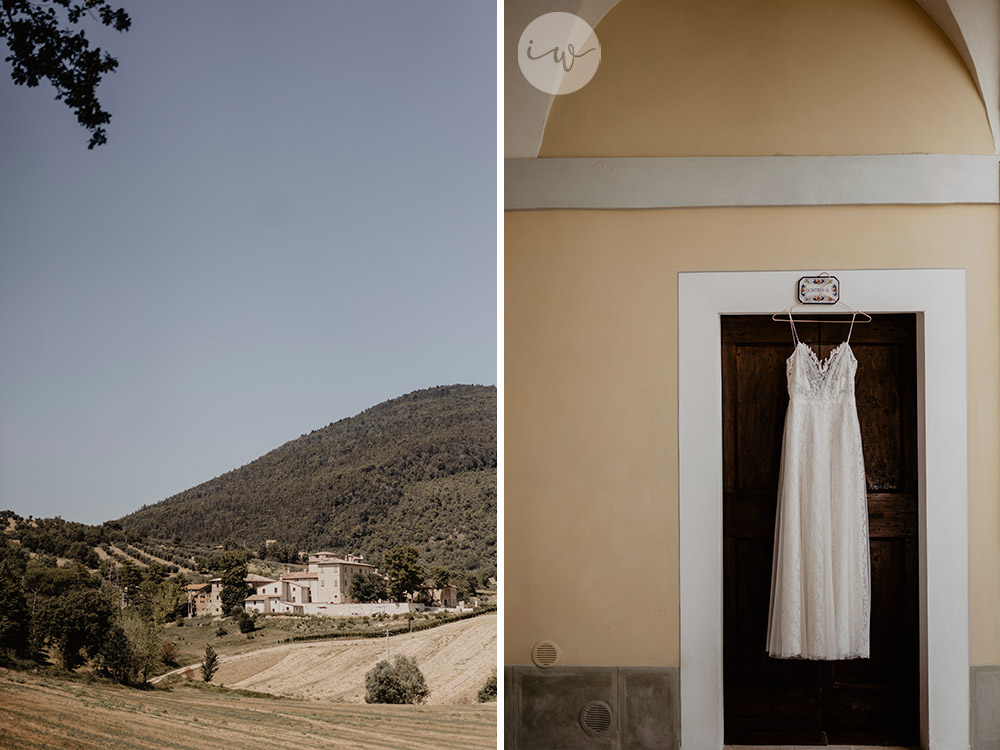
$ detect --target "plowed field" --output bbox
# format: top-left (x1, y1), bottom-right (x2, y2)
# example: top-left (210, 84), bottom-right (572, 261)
top-left (0, 669), bottom-right (497, 750)
top-left (206, 612), bottom-right (497, 704)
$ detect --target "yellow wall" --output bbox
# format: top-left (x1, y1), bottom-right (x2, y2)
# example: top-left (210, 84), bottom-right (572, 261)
top-left (507, 0), bottom-right (1000, 668)
top-left (504, 205), bottom-right (1000, 667)
top-left (539, 0), bottom-right (995, 156)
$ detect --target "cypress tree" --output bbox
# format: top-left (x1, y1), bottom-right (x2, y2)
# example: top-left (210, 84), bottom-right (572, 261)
top-left (201, 644), bottom-right (219, 682)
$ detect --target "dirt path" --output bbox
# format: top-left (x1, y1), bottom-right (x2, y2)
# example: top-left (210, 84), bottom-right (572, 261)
top-left (156, 613), bottom-right (497, 705)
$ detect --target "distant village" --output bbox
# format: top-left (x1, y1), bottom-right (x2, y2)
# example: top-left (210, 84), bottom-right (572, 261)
top-left (185, 551), bottom-right (462, 618)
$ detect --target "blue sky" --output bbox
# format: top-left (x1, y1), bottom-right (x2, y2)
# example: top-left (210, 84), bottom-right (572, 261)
top-left (0, 1), bottom-right (496, 524)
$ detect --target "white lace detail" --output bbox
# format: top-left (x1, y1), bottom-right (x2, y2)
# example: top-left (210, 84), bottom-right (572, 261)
top-left (766, 340), bottom-right (871, 660)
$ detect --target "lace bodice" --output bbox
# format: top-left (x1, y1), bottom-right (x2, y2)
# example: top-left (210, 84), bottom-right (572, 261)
top-left (787, 341), bottom-right (857, 401)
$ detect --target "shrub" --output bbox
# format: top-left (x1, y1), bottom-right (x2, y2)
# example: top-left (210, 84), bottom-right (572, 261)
top-left (236, 610), bottom-right (255, 634)
top-left (477, 668), bottom-right (497, 702)
top-left (161, 641), bottom-right (178, 667)
top-left (215, 625), bottom-right (228, 638)
top-left (364, 655), bottom-right (430, 704)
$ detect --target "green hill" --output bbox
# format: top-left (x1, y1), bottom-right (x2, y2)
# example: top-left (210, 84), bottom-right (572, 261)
top-left (120, 385), bottom-right (496, 575)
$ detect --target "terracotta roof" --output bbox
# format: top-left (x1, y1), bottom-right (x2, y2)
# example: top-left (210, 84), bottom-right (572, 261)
top-left (282, 572), bottom-right (318, 579)
top-left (245, 574), bottom-right (276, 583)
top-left (185, 583), bottom-right (209, 591)
top-left (245, 594), bottom-right (270, 601)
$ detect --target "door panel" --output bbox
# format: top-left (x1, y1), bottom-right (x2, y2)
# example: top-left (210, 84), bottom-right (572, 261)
top-left (722, 314), bottom-right (918, 746)
top-left (734, 345), bottom-right (789, 492)
top-left (853, 343), bottom-right (903, 491)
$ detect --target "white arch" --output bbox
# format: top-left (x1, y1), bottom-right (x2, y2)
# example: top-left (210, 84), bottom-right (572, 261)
top-left (914, 0), bottom-right (999, 151)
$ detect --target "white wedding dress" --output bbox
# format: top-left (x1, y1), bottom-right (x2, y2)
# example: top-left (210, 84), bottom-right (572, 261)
top-left (766, 317), bottom-right (871, 660)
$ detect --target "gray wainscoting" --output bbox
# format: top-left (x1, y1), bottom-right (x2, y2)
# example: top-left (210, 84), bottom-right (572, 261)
top-left (506, 664), bottom-right (998, 747)
top-left (505, 665), bottom-right (679, 750)
top-left (972, 665), bottom-right (1000, 750)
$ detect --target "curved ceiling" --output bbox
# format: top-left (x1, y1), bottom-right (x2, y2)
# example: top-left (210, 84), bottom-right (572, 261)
top-left (504, 0), bottom-right (998, 157)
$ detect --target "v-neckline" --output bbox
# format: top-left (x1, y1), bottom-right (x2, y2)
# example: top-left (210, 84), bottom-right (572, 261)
top-left (796, 340), bottom-right (850, 376)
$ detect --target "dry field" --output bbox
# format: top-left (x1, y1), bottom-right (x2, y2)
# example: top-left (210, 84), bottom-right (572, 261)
top-left (0, 669), bottom-right (497, 750)
top-left (163, 609), bottom-right (491, 667)
top-left (166, 612), bottom-right (497, 705)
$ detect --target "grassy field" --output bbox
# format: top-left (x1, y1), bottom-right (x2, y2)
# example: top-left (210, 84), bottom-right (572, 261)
top-left (164, 613), bottom-right (370, 667)
top-left (0, 669), bottom-right (497, 750)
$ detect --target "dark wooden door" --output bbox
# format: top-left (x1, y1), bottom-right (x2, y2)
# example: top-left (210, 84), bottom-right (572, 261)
top-left (722, 314), bottom-right (918, 746)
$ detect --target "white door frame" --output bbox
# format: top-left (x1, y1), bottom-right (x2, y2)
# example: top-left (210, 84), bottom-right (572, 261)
top-left (678, 269), bottom-right (969, 750)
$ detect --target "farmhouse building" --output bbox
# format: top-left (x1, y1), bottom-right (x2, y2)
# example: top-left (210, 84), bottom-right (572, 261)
top-left (184, 581), bottom-right (217, 617)
top-left (186, 573), bottom-right (276, 617)
top-left (243, 552), bottom-right (394, 615)
top-left (432, 585), bottom-right (458, 609)
top-left (187, 551), bottom-right (447, 618)
top-left (308, 551), bottom-right (375, 604)
top-left (244, 578), bottom-right (313, 614)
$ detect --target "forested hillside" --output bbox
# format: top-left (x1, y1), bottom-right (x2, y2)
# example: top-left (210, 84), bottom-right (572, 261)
top-left (121, 385), bottom-right (496, 575)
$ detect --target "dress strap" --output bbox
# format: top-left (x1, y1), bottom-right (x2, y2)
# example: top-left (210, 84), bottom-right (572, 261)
top-left (846, 312), bottom-right (857, 344)
top-left (788, 314), bottom-right (800, 346)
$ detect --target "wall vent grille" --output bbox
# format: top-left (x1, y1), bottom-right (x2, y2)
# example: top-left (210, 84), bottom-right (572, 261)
top-left (530, 641), bottom-right (559, 668)
top-left (580, 701), bottom-right (614, 735)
